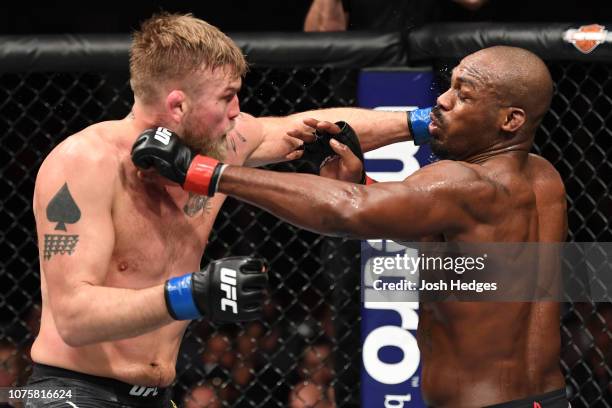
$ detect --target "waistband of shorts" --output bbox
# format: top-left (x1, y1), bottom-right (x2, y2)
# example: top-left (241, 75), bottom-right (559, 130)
top-left (486, 388), bottom-right (568, 408)
top-left (31, 363), bottom-right (170, 402)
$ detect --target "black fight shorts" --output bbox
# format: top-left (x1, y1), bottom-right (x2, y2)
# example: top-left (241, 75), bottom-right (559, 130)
top-left (24, 363), bottom-right (174, 408)
top-left (486, 388), bottom-right (569, 408)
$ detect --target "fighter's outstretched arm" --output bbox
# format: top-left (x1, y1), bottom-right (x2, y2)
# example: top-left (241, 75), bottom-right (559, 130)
top-left (217, 161), bottom-right (482, 241)
top-left (278, 108), bottom-right (413, 152)
top-left (244, 108), bottom-right (413, 167)
top-left (131, 128), bottom-right (477, 241)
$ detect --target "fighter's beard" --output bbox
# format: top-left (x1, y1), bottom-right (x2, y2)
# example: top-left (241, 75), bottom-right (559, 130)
top-left (430, 140), bottom-right (454, 161)
top-left (183, 131), bottom-right (228, 161)
top-left (428, 106), bottom-right (456, 161)
top-left (199, 134), bottom-right (228, 161)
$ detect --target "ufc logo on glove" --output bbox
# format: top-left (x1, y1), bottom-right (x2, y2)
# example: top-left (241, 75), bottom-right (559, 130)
top-left (154, 127), bottom-right (172, 145)
top-left (220, 267), bottom-right (238, 314)
top-left (162, 256), bottom-right (267, 322)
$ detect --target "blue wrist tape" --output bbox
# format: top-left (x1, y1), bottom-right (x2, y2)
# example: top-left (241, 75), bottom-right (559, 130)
top-left (409, 107), bottom-right (432, 146)
top-left (165, 273), bottom-right (201, 320)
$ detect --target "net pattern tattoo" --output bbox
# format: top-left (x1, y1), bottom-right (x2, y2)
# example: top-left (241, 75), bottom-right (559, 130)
top-left (43, 234), bottom-right (79, 261)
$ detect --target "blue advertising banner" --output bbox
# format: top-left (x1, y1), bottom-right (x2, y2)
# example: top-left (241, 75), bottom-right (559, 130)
top-left (358, 68), bottom-right (436, 407)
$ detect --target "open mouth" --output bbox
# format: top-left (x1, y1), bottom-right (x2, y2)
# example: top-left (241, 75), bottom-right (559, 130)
top-left (429, 111), bottom-right (441, 133)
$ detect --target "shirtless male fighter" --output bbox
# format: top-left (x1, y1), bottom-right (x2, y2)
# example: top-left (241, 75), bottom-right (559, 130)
top-left (136, 46), bottom-right (569, 407)
top-left (29, 12), bottom-right (417, 407)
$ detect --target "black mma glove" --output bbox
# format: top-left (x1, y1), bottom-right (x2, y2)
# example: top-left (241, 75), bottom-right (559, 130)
top-left (302, 121), bottom-right (364, 167)
top-left (165, 256), bottom-right (268, 322)
top-left (131, 127), bottom-right (225, 196)
top-left (302, 121), bottom-right (369, 184)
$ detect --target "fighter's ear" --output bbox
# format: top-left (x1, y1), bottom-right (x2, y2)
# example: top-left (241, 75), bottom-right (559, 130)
top-left (166, 90), bottom-right (187, 123)
top-left (500, 107), bottom-right (526, 133)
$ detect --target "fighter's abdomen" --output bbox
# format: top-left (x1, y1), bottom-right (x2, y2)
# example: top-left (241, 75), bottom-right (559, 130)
top-left (418, 302), bottom-right (564, 407)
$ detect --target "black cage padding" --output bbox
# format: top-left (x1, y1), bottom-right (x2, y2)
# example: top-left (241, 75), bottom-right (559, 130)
top-left (2, 23), bottom-right (612, 73)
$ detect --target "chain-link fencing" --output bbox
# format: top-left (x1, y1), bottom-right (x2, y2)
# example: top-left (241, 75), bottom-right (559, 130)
top-left (541, 61), bottom-right (611, 408)
top-left (1, 34), bottom-right (610, 407)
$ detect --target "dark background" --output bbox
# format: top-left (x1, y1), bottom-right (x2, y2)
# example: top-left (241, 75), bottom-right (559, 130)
top-left (1, 0), bottom-right (611, 34)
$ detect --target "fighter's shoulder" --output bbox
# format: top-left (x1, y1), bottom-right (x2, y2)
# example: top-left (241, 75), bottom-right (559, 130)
top-left (408, 160), bottom-right (489, 185)
top-left (527, 153), bottom-right (566, 197)
top-left (37, 122), bottom-right (121, 185)
top-left (405, 160), bottom-right (496, 200)
top-left (527, 153), bottom-right (563, 179)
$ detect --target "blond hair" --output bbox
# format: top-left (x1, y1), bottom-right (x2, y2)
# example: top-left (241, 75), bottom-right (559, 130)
top-left (130, 13), bottom-right (247, 105)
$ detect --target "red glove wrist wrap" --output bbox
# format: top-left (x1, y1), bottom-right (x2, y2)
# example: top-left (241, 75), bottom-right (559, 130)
top-left (183, 155), bottom-right (220, 196)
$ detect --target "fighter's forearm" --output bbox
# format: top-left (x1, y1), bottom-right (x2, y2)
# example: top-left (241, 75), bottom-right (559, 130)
top-left (219, 166), bottom-right (364, 237)
top-left (56, 284), bottom-right (173, 347)
top-left (289, 108), bottom-right (411, 151)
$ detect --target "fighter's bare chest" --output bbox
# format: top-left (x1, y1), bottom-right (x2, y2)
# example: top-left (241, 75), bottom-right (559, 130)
top-left (108, 184), bottom-right (226, 282)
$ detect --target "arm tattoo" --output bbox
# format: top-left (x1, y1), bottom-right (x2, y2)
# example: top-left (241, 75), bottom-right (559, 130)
top-left (184, 192), bottom-right (212, 217)
top-left (225, 124), bottom-right (246, 155)
top-left (44, 183), bottom-right (80, 260)
top-left (235, 130), bottom-right (247, 143)
top-left (46, 183), bottom-right (80, 230)
top-left (229, 136), bottom-right (237, 153)
top-left (44, 234), bottom-right (79, 261)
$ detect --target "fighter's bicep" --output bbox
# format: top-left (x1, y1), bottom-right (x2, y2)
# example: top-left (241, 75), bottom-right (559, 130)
top-left (411, 185), bottom-right (470, 234)
top-left (38, 184), bottom-right (113, 279)
top-left (354, 181), bottom-right (469, 240)
top-left (34, 154), bottom-right (116, 299)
